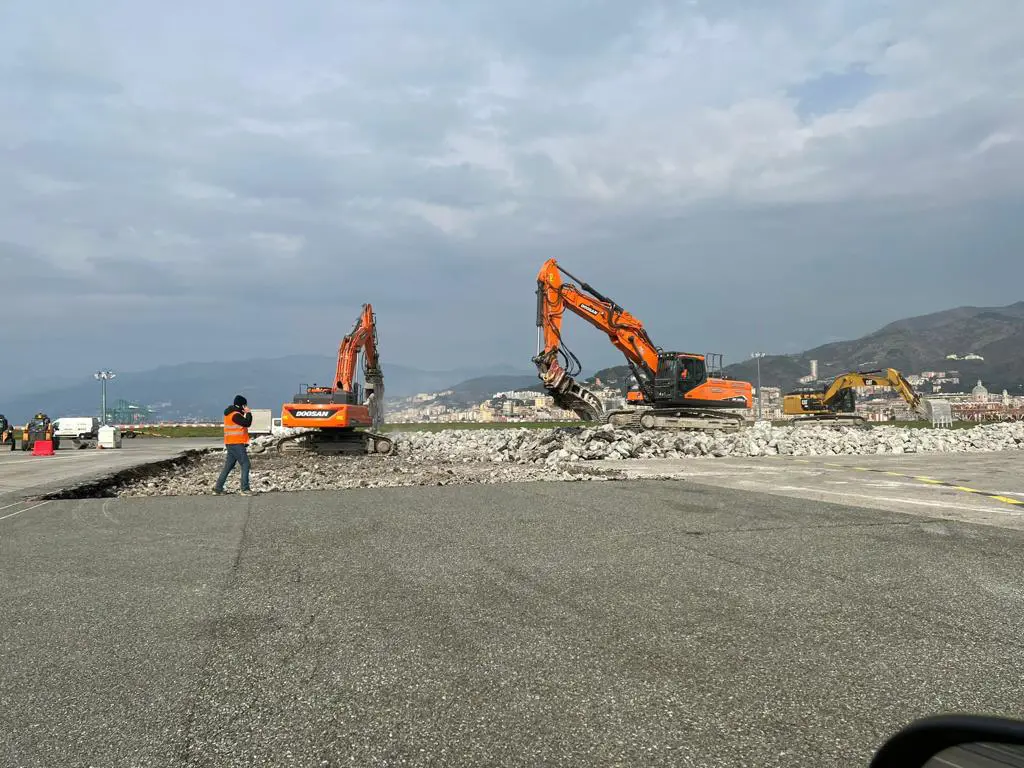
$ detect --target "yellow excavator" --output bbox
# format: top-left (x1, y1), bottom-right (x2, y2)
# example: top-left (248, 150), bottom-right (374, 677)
top-left (783, 368), bottom-right (926, 424)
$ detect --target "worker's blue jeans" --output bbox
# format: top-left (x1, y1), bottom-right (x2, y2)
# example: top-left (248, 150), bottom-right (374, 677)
top-left (215, 444), bottom-right (250, 492)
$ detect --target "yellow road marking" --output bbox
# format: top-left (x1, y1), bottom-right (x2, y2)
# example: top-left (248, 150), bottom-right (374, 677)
top-left (991, 496), bottom-right (1024, 505)
top-left (784, 460), bottom-right (1024, 507)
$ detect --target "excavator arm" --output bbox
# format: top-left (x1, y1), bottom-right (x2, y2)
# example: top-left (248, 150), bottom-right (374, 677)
top-left (534, 259), bottom-right (664, 419)
top-left (333, 303), bottom-right (384, 428)
top-left (821, 368), bottom-right (922, 412)
top-left (536, 258), bottom-right (661, 387)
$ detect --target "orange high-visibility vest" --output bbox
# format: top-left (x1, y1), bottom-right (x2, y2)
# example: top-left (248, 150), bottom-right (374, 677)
top-left (223, 411), bottom-right (249, 445)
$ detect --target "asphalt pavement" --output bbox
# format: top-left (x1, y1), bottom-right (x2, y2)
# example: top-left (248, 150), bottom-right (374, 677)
top-left (0, 437), bottom-right (219, 506)
top-left (2, 478), bottom-right (1023, 767)
top-left (599, 452), bottom-right (1024, 531)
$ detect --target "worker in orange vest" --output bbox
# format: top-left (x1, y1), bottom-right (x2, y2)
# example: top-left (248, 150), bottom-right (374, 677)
top-left (214, 394), bottom-right (254, 495)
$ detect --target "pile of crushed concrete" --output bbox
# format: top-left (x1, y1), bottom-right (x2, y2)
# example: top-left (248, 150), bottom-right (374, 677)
top-left (114, 451), bottom-right (623, 497)
top-left (108, 421), bottom-right (1024, 497)
top-left (391, 420), bottom-right (1024, 463)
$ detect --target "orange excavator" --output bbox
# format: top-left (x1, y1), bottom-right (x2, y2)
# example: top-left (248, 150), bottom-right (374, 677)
top-left (278, 303), bottom-right (394, 455)
top-left (533, 259), bottom-right (752, 430)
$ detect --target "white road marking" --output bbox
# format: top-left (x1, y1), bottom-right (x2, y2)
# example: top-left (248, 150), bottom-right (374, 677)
top-left (0, 500), bottom-right (51, 522)
top-left (0, 455), bottom-right (93, 466)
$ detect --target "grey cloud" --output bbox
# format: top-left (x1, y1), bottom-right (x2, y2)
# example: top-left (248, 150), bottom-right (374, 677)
top-left (490, 97), bottom-right (606, 143)
top-left (6, 137), bottom-right (168, 188)
top-left (188, 136), bottom-right (511, 209)
top-left (194, 135), bottom-right (340, 204)
top-left (2, 58), bottom-right (122, 98)
top-left (792, 96), bottom-right (1024, 201)
top-left (463, 0), bottom-right (657, 58)
top-left (0, 0), bottom-right (1021, 397)
top-left (321, 90), bottom-right (469, 153)
top-left (0, 242), bottom-right (80, 290)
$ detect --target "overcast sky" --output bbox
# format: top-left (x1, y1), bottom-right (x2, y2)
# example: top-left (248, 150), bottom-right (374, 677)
top-left (2, 0), bottom-right (1022, 396)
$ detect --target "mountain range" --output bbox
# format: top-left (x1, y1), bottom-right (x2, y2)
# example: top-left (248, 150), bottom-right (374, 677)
top-left (589, 302), bottom-right (1024, 395)
top-left (5, 301), bottom-right (1023, 423)
top-left (0, 357), bottom-right (541, 424)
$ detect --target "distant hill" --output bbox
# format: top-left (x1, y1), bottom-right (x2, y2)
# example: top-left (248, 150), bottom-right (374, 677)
top-left (0, 357), bottom-right (533, 424)
top-left (587, 366), bottom-right (636, 391)
top-left (586, 302), bottom-right (1024, 393)
top-left (442, 375), bottom-right (545, 405)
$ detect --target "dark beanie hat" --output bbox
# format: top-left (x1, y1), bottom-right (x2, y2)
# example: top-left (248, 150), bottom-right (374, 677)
top-left (233, 394), bottom-right (247, 407)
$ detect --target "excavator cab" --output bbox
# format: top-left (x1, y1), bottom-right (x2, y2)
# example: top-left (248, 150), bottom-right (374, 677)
top-left (784, 386), bottom-right (856, 415)
top-left (653, 353), bottom-right (708, 403)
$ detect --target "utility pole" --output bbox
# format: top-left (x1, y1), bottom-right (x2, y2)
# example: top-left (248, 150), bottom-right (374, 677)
top-left (94, 370), bottom-right (116, 424)
top-left (751, 353), bottom-right (766, 420)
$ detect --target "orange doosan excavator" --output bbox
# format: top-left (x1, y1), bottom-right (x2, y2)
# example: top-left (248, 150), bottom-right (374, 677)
top-left (533, 258), bottom-right (753, 431)
top-left (278, 303), bottom-right (394, 455)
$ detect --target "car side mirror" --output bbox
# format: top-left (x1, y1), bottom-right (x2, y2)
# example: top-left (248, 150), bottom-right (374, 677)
top-left (870, 715), bottom-right (1024, 767)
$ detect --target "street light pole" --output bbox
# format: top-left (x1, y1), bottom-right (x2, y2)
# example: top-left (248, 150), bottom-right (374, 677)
top-left (94, 370), bottom-right (116, 425)
top-left (751, 353), bottom-right (766, 420)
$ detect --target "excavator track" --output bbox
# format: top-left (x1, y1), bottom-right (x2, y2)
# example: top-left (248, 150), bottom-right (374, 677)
top-left (604, 408), bottom-right (746, 432)
top-left (275, 429), bottom-right (395, 456)
top-left (541, 365), bottom-right (746, 433)
top-left (790, 414), bottom-right (870, 428)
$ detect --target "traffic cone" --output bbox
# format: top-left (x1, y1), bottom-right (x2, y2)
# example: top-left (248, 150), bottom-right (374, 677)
top-left (32, 439), bottom-right (55, 456)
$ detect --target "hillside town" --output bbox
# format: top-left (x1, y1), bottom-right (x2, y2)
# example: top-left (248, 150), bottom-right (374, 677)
top-left (383, 361), bottom-right (1024, 425)
top-left (45, 361), bottom-right (1024, 429)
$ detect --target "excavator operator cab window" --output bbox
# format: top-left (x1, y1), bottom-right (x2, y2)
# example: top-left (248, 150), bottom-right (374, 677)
top-left (680, 358), bottom-right (702, 380)
top-left (657, 354), bottom-right (705, 396)
top-left (680, 358), bottom-right (705, 394)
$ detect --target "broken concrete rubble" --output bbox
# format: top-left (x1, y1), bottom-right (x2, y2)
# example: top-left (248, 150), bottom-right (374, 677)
top-left (113, 452), bottom-right (624, 497)
top-left (102, 421), bottom-right (1024, 498)
top-left (396, 421), bottom-right (1024, 463)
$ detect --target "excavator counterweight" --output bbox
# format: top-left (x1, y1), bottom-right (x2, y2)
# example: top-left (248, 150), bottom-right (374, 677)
top-left (533, 258), bottom-right (752, 431)
top-left (278, 304), bottom-right (393, 455)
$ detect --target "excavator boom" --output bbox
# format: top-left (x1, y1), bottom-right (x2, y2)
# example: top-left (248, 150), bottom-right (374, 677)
top-left (536, 258), bottom-right (661, 384)
top-left (533, 258), bottom-right (752, 430)
top-left (534, 259), bottom-right (658, 420)
top-left (279, 303), bottom-right (391, 455)
top-left (335, 304), bottom-right (380, 394)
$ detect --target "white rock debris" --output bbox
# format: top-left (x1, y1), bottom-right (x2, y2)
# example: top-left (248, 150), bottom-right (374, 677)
top-left (112, 421), bottom-right (1024, 497)
top-left (393, 421), bottom-right (1024, 463)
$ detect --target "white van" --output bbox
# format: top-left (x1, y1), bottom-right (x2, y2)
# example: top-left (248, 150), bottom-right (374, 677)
top-left (249, 408), bottom-right (273, 435)
top-left (53, 417), bottom-right (100, 440)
